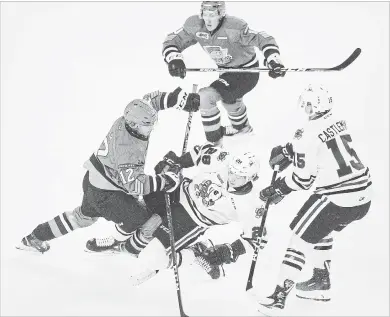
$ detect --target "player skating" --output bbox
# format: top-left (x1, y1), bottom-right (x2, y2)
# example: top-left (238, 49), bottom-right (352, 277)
top-left (16, 87), bottom-right (200, 254)
top-left (163, 1), bottom-right (285, 146)
top-left (255, 84), bottom-right (372, 314)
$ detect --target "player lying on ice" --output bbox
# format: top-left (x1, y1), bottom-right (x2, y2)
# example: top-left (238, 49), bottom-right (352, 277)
top-left (16, 87), bottom-right (200, 254)
top-left (255, 84), bottom-right (373, 315)
top-left (85, 141), bottom-right (269, 282)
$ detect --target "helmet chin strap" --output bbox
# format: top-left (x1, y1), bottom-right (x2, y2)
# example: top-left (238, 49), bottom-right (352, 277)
top-left (230, 181), bottom-right (253, 195)
top-left (125, 123), bottom-right (149, 141)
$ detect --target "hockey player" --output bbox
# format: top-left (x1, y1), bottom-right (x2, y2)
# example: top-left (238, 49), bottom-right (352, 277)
top-left (162, 1), bottom-right (285, 145)
top-left (16, 87), bottom-right (200, 254)
top-left (91, 142), bottom-right (265, 281)
top-left (256, 85), bottom-right (372, 314)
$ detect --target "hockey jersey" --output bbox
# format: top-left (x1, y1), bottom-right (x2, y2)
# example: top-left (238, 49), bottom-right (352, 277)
top-left (284, 111), bottom-right (372, 207)
top-left (83, 88), bottom-right (194, 196)
top-left (162, 15), bottom-right (280, 68)
top-left (179, 143), bottom-right (262, 233)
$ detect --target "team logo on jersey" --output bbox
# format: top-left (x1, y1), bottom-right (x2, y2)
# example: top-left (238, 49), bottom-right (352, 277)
top-left (217, 151), bottom-right (228, 161)
top-left (203, 46), bottom-right (233, 65)
top-left (255, 206), bottom-right (265, 218)
top-left (196, 32), bottom-right (209, 40)
top-left (194, 179), bottom-right (223, 207)
top-left (294, 128), bottom-right (304, 140)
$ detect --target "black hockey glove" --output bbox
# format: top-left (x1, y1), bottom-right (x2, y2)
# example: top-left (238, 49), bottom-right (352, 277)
top-left (168, 87), bottom-right (200, 112)
top-left (154, 151), bottom-right (182, 174)
top-left (167, 53), bottom-right (186, 79)
top-left (203, 240), bottom-right (246, 266)
top-left (259, 177), bottom-right (293, 205)
top-left (269, 143), bottom-right (294, 171)
top-left (264, 53), bottom-right (286, 79)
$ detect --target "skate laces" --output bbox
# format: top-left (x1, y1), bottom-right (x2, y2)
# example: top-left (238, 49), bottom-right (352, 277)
top-left (96, 236), bottom-right (115, 247)
top-left (224, 125), bottom-right (238, 135)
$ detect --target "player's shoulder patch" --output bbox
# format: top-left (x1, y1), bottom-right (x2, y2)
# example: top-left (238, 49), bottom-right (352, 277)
top-left (223, 15), bottom-right (247, 30)
top-left (293, 128), bottom-right (304, 140)
top-left (184, 15), bottom-right (203, 32)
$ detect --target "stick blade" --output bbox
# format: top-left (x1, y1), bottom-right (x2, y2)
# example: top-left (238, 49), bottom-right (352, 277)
top-left (330, 48), bottom-right (362, 71)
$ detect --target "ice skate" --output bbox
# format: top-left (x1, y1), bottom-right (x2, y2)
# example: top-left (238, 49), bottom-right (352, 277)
top-left (16, 233), bottom-right (50, 254)
top-left (257, 279), bottom-right (294, 316)
top-left (85, 236), bottom-right (127, 255)
top-left (222, 123), bottom-right (254, 137)
top-left (296, 261), bottom-right (331, 302)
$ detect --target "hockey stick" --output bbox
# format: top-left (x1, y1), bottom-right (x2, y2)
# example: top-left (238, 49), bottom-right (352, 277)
top-left (246, 165), bottom-right (280, 291)
top-left (186, 48), bottom-right (361, 73)
top-left (164, 84), bottom-right (198, 317)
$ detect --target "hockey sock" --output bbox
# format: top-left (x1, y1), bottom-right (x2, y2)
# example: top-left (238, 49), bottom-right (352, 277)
top-left (227, 104), bottom-right (249, 131)
top-left (124, 228), bottom-right (152, 255)
top-left (312, 235), bottom-right (333, 269)
top-left (201, 107), bottom-right (222, 143)
top-left (32, 212), bottom-right (76, 241)
top-left (277, 247), bottom-right (306, 285)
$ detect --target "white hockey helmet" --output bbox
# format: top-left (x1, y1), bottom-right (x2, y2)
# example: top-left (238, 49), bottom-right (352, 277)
top-left (124, 99), bottom-right (158, 137)
top-left (228, 152), bottom-right (260, 188)
top-left (200, 1), bottom-right (226, 18)
top-left (297, 84), bottom-right (333, 119)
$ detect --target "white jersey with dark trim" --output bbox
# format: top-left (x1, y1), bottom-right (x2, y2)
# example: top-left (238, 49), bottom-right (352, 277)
top-left (284, 111), bottom-right (372, 206)
top-left (179, 143), bottom-right (262, 229)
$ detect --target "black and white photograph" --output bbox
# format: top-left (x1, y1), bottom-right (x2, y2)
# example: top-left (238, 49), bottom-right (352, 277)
top-left (1, 1), bottom-right (389, 316)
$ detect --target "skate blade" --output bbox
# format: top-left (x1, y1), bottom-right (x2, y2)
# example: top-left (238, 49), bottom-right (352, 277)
top-left (257, 304), bottom-right (287, 317)
top-left (130, 269), bottom-right (158, 286)
top-left (296, 294), bottom-right (331, 302)
top-left (15, 244), bottom-right (46, 254)
top-left (84, 248), bottom-right (121, 256)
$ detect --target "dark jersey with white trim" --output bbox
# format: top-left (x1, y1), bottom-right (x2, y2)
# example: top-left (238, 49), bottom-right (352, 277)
top-left (162, 15), bottom-right (280, 68)
top-left (285, 111), bottom-right (372, 206)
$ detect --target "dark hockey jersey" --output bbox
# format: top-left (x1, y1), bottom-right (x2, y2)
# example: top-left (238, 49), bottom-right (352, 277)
top-left (162, 15), bottom-right (280, 68)
top-left (83, 88), bottom-right (193, 196)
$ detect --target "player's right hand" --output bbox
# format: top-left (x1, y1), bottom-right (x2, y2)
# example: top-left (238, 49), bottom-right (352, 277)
top-left (154, 151), bottom-right (182, 174)
top-left (269, 143), bottom-right (294, 171)
top-left (167, 53), bottom-right (186, 78)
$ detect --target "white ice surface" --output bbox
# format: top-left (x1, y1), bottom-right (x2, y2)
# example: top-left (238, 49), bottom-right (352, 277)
top-left (1, 2), bottom-right (389, 316)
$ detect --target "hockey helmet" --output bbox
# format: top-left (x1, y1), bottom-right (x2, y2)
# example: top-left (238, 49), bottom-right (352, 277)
top-left (124, 99), bottom-right (158, 137)
top-left (228, 152), bottom-right (260, 188)
top-left (200, 1), bottom-right (226, 18)
top-left (297, 84), bottom-right (333, 119)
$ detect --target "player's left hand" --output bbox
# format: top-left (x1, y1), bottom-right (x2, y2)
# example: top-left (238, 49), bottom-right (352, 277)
top-left (259, 177), bottom-right (292, 205)
top-left (265, 53), bottom-right (286, 79)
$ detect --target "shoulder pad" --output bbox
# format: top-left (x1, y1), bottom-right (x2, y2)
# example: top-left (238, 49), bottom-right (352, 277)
top-left (223, 15), bottom-right (247, 31)
top-left (184, 15), bottom-right (203, 32)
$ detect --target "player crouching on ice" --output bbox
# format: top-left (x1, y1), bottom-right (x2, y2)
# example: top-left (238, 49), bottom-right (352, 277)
top-left (86, 142), bottom-right (268, 282)
top-left (255, 84), bottom-right (372, 315)
top-left (163, 1), bottom-right (285, 146)
top-left (16, 87), bottom-right (200, 254)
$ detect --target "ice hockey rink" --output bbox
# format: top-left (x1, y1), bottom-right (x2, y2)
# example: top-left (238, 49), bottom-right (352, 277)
top-left (1, 1), bottom-right (389, 316)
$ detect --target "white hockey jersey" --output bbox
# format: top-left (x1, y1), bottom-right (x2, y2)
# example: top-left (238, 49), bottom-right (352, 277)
top-left (284, 111), bottom-right (372, 207)
top-left (179, 144), bottom-right (261, 234)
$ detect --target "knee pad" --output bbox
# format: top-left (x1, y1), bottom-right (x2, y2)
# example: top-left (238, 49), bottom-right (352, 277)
top-left (66, 206), bottom-right (98, 229)
top-left (221, 98), bottom-right (244, 113)
top-left (199, 87), bottom-right (221, 111)
top-left (289, 232), bottom-right (315, 252)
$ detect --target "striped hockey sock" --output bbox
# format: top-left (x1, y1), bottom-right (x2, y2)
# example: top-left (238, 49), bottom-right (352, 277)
top-left (32, 212), bottom-right (75, 241)
top-left (312, 236), bottom-right (333, 268)
top-left (124, 228), bottom-right (152, 255)
top-left (201, 108), bottom-right (222, 143)
top-left (278, 248), bottom-right (306, 285)
top-left (227, 105), bottom-right (249, 131)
